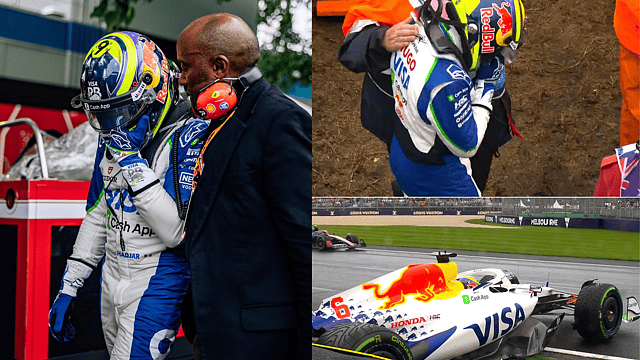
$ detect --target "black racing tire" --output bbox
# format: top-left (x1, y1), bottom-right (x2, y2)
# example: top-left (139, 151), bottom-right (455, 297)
top-left (346, 234), bottom-right (359, 249)
top-left (317, 234), bottom-right (328, 251)
top-left (317, 322), bottom-right (413, 360)
top-left (574, 283), bottom-right (623, 343)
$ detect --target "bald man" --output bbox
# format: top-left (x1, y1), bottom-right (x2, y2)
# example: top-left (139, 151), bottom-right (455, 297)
top-left (177, 13), bottom-right (311, 360)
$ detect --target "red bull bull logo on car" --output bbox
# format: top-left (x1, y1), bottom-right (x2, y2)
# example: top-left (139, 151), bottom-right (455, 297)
top-left (362, 263), bottom-right (462, 309)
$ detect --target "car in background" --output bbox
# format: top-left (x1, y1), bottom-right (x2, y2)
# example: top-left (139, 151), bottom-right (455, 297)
top-left (312, 226), bottom-right (366, 251)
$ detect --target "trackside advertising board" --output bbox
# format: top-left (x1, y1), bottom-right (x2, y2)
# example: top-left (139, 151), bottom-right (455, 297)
top-left (484, 215), bottom-right (638, 232)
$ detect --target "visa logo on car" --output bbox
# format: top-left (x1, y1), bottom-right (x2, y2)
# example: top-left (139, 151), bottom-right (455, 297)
top-left (463, 303), bottom-right (526, 346)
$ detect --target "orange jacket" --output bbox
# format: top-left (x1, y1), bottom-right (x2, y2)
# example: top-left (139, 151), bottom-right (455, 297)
top-left (614, 0), bottom-right (640, 54)
top-left (342, 0), bottom-right (416, 36)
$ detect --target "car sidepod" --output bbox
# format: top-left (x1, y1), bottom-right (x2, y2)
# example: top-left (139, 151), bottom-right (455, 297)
top-left (408, 288), bottom-right (539, 360)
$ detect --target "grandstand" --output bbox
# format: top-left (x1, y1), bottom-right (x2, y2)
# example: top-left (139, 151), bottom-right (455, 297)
top-left (312, 197), bottom-right (640, 221)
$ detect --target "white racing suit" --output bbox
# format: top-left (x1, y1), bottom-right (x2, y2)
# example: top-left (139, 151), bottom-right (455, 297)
top-left (60, 116), bottom-right (208, 359)
top-left (390, 20), bottom-right (494, 196)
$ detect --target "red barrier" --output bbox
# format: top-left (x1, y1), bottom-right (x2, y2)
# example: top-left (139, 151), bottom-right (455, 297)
top-left (0, 180), bottom-right (89, 359)
top-left (1, 179), bottom-right (187, 359)
top-left (0, 103), bottom-right (87, 175)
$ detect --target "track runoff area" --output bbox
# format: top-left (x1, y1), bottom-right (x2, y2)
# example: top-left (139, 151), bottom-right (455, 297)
top-left (311, 215), bottom-right (640, 360)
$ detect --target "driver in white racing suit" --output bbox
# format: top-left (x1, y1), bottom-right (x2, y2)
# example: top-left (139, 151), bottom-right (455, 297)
top-left (390, 0), bottom-right (525, 196)
top-left (48, 31), bottom-right (207, 359)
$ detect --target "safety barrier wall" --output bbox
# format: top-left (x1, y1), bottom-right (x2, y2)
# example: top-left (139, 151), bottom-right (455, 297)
top-left (313, 210), bottom-right (501, 216)
top-left (484, 215), bottom-right (639, 232)
top-left (312, 197), bottom-right (639, 220)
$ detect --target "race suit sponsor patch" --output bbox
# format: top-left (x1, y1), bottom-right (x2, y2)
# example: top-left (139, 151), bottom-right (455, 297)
top-left (179, 122), bottom-right (207, 148)
top-left (109, 218), bottom-right (156, 237)
top-left (390, 314), bottom-right (441, 329)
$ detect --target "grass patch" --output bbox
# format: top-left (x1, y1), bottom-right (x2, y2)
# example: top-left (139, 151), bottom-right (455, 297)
top-left (318, 225), bottom-right (639, 261)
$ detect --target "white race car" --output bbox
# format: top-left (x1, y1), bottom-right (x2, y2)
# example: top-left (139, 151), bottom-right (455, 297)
top-left (312, 227), bottom-right (366, 251)
top-left (312, 252), bottom-right (639, 360)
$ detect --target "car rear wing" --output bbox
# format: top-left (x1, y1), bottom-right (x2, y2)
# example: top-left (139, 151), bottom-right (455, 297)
top-left (623, 296), bottom-right (639, 323)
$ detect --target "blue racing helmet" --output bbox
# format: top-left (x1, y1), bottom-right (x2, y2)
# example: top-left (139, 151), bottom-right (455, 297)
top-left (458, 275), bottom-right (480, 289)
top-left (73, 31), bottom-right (179, 144)
top-left (464, 0), bottom-right (526, 69)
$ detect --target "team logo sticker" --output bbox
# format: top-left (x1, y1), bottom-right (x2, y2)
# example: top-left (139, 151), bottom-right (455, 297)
top-left (179, 122), bottom-right (207, 148)
top-left (446, 64), bottom-right (472, 86)
top-left (493, 2), bottom-right (514, 47)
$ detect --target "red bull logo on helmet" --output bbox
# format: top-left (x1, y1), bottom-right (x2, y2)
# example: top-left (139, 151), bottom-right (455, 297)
top-left (142, 39), bottom-right (160, 82)
top-left (480, 7), bottom-right (496, 54)
top-left (480, 1), bottom-right (515, 54)
top-left (362, 263), bottom-right (463, 310)
top-left (493, 1), bottom-right (514, 47)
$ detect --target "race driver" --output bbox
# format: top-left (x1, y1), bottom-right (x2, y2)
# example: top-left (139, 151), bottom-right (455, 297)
top-left (389, 0), bottom-right (525, 196)
top-left (48, 31), bottom-right (207, 359)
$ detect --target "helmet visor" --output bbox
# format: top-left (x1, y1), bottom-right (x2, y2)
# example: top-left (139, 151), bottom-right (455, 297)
top-left (73, 81), bottom-right (156, 131)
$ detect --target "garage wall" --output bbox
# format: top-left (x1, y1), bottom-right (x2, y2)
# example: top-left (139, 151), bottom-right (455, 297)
top-left (0, 1), bottom-right (258, 90)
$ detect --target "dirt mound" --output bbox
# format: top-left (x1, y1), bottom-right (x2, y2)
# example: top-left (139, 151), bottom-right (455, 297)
top-left (312, 0), bottom-right (622, 196)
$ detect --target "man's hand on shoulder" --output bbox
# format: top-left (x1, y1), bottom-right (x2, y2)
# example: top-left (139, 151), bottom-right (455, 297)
top-left (382, 16), bottom-right (419, 52)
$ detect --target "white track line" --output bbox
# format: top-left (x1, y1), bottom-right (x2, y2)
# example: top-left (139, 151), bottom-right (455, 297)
top-left (544, 347), bottom-right (637, 360)
top-left (363, 248), bottom-right (639, 269)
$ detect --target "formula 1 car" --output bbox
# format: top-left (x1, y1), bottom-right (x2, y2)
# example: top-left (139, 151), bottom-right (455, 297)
top-left (312, 226), bottom-right (366, 251)
top-left (312, 252), bottom-right (640, 360)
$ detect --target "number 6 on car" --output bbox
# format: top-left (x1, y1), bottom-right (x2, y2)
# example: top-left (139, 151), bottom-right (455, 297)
top-left (312, 251), bottom-right (639, 360)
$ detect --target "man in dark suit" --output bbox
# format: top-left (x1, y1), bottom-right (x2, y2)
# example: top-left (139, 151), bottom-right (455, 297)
top-left (176, 13), bottom-right (311, 360)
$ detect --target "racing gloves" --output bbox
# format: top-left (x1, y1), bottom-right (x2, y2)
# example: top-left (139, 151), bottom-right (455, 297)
top-left (49, 259), bottom-right (93, 342)
top-left (105, 115), bottom-right (150, 162)
top-left (49, 293), bottom-right (76, 342)
top-left (483, 55), bottom-right (506, 99)
top-left (471, 55), bottom-right (505, 112)
top-left (105, 115), bottom-right (160, 195)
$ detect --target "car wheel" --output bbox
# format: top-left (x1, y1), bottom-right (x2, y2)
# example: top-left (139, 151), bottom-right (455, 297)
top-left (317, 322), bottom-right (412, 360)
top-left (317, 235), bottom-right (327, 251)
top-left (574, 283), bottom-right (623, 342)
top-left (346, 234), bottom-right (359, 249)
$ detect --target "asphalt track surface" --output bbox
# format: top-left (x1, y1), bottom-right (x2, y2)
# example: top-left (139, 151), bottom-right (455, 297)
top-left (312, 246), bottom-right (640, 360)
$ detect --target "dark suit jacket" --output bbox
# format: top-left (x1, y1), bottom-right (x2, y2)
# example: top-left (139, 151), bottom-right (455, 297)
top-left (339, 24), bottom-right (396, 148)
top-left (183, 78), bottom-right (311, 359)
